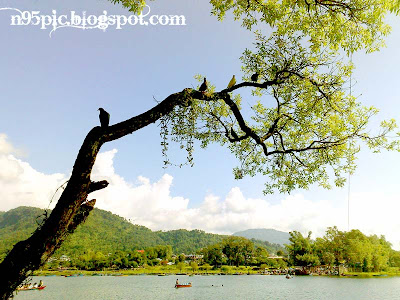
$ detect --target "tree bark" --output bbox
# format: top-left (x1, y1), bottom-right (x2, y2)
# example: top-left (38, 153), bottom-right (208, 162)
top-left (0, 88), bottom-right (197, 299)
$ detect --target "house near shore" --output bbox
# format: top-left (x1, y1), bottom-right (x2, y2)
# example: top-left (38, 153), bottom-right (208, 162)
top-left (59, 255), bottom-right (71, 262)
top-left (267, 255), bottom-right (284, 259)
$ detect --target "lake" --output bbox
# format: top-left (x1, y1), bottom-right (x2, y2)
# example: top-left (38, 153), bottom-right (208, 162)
top-left (13, 275), bottom-right (400, 300)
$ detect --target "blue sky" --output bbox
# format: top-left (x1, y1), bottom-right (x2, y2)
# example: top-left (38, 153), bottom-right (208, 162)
top-left (1, 0), bottom-right (400, 247)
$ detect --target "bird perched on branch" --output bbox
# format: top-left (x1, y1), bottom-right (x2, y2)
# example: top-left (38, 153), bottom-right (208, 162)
top-left (98, 108), bottom-right (110, 128)
top-left (251, 73), bottom-right (259, 82)
top-left (199, 77), bottom-right (208, 93)
top-left (227, 75), bottom-right (236, 89)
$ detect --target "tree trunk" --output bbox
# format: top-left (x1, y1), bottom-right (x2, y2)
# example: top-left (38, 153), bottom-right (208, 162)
top-left (0, 88), bottom-right (199, 299)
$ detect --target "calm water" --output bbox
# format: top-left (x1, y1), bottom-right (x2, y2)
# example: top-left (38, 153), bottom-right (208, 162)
top-left (13, 275), bottom-right (400, 300)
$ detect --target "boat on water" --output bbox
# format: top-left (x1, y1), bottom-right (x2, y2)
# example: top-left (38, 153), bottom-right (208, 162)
top-left (175, 283), bottom-right (192, 288)
top-left (17, 286), bottom-right (46, 291)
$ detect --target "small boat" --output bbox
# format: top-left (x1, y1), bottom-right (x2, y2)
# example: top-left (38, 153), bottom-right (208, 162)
top-left (285, 275), bottom-right (292, 279)
top-left (17, 286), bottom-right (46, 291)
top-left (175, 283), bottom-right (192, 288)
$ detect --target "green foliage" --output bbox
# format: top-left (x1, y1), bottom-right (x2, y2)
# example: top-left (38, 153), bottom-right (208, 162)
top-left (0, 207), bottom-right (225, 259)
top-left (0, 207), bottom-right (284, 270)
top-left (286, 227), bottom-right (397, 271)
top-left (190, 261), bottom-right (198, 272)
top-left (220, 265), bottom-right (231, 273)
top-left (286, 231), bottom-right (316, 266)
top-left (200, 235), bottom-right (288, 267)
top-left (201, 236), bottom-right (278, 267)
top-left (0, 207), bottom-right (45, 260)
top-left (155, 2), bottom-right (400, 194)
top-left (201, 244), bottom-right (225, 266)
top-left (176, 262), bottom-right (186, 272)
top-left (157, 229), bottom-right (224, 254)
top-left (222, 236), bottom-right (254, 266)
top-left (211, 0), bottom-right (397, 54)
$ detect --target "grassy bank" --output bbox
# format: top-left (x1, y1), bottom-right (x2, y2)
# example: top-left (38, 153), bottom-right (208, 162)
top-left (342, 271), bottom-right (400, 278)
top-left (34, 265), bottom-right (260, 276)
top-left (34, 266), bottom-right (400, 277)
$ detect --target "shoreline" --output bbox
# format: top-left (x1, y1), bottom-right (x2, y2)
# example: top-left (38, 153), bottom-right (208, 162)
top-left (33, 269), bottom-right (400, 278)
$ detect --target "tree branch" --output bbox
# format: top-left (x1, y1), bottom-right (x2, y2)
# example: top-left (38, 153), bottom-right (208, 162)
top-left (88, 181), bottom-right (109, 194)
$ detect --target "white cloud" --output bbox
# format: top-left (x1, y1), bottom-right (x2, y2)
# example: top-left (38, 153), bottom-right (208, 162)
top-left (0, 134), bottom-right (15, 155)
top-left (0, 134), bottom-right (66, 211)
top-left (1, 134), bottom-right (399, 249)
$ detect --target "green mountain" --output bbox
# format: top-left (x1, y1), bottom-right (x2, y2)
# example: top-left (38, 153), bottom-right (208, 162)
top-left (232, 228), bottom-right (290, 246)
top-left (157, 229), bottom-right (224, 254)
top-left (0, 207), bottom-right (284, 261)
top-left (0, 206), bottom-right (45, 257)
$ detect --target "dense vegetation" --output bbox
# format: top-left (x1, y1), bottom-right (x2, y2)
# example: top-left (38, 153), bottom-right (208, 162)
top-left (201, 236), bottom-right (287, 269)
top-left (155, 229), bottom-right (224, 254)
top-left (286, 227), bottom-right (400, 272)
top-left (2, 207), bottom-right (400, 273)
top-left (0, 207), bottom-right (283, 267)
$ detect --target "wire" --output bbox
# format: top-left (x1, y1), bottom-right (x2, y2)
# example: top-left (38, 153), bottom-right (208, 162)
top-left (347, 50), bottom-right (353, 232)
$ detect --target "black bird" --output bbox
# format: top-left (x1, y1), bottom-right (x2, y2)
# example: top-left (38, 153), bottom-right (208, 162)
top-left (251, 73), bottom-right (259, 82)
top-left (98, 108), bottom-right (110, 128)
top-left (199, 77), bottom-right (208, 93)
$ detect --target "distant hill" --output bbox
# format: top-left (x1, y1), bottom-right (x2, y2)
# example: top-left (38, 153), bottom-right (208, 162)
top-left (157, 229), bottom-right (224, 254)
top-left (232, 228), bottom-right (290, 246)
top-left (0, 206), bottom-right (45, 257)
top-left (0, 207), bottom-right (284, 260)
top-left (0, 206), bottom-right (164, 260)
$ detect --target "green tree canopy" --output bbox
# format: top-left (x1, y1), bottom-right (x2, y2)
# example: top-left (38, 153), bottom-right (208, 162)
top-left (286, 227), bottom-right (396, 271)
top-left (155, 0), bottom-right (400, 193)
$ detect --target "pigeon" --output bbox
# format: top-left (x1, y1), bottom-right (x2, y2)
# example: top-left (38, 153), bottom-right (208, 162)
top-left (98, 108), bottom-right (110, 128)
top-left (199, 77), bottom-right (208, 93)
top-left (251, 73), bottom-right (259, 82)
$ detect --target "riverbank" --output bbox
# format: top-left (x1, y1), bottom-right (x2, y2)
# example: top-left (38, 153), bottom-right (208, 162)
top-left (34, 266), bottom-right (256, 277)
top-left (33, 267), bottom-right (400, 278)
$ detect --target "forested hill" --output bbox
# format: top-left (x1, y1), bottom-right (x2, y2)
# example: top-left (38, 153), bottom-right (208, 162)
top-left (0, 207), bottom-right (284, 260)
top-left (232, 228), bottom-right (290, 246)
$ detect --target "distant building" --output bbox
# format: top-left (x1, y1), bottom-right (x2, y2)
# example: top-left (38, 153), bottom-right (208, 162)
top-left (59, 255), bottom-right (71, 262)
top-left (136, 250), bottom-right (145, 253)
top-left (185, 254), bottom-right (203, 260)
top-left (267, 255), bottom-right (284, 259)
